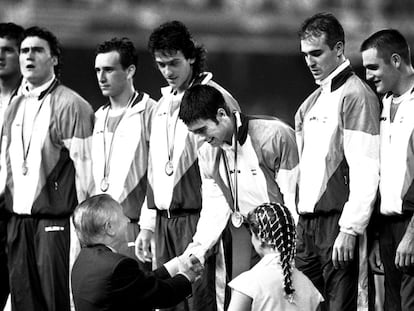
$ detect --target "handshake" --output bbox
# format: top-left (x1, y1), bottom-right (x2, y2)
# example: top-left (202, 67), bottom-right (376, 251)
top-left (176, 253), bottom-right (204, 283)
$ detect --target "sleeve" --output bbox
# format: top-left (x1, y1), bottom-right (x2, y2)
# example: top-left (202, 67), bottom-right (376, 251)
top-left (189, 147), bottom-right (232, 261)
top-left (271, 124), bottom-right (299, 222)
top-left (139, 197), bottom-right (156, 232)
top-left (138, 151), bottom-right (156, 231)
top-left (228, 271), bottom-right (255, 299)
top-left (294, 103), bottom-right (306, 159)
top-left (114, 257), bottom-right (191, 308)
top-left (135, 97), bottom-right (157, 222)
top-left (0, 132), bottom-right (7, 219)
top-left (138, 97), bottom-right (158, 231)
top-left (0, 135), bottom-right (7, 195)
top-left (0, 104), bottom-right (13, 198)
top-left (60, 95), bottom-right (95, 202)
top-left (338, 89), bottom-right (380, 235)
top-left (143, 97), bottom-right (157, 143)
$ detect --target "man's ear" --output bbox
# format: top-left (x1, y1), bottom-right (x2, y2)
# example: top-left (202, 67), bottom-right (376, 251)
top-left (104, 221), bottom-right (115, 237)
top-left (335, 41), bottom-right (344, 57)
top-left (391, 53), bottom-right (401, 68)
top-left (51, 55), bottom-right (58, 66)
top-left (216, 108), bottom-right (228, 120)
top-left (127, 65), bottom-right (136, 79)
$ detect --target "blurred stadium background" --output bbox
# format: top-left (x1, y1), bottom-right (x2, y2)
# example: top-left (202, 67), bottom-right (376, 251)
top-left (2, 0), bottom-right (414, 125)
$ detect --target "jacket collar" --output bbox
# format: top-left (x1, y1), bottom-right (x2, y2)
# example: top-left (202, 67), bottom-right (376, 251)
top-left (160, 72), bottom-right (213, 97)
top-left (102, 91), bottom-right (145, 111)
top-left (383, 85), bottom-right (414, 100)
top-left (84, 243), bottom-right (114, 252)
top-left (317, 59), bottom-right (353, 92)
top-left (21, 76), bottom-right (59, 100)
top-left (237, 112), bottom-right (249, 145)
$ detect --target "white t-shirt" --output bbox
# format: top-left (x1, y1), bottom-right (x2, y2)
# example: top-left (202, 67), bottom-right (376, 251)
top-left (229, 254), bottom-right (323, 311)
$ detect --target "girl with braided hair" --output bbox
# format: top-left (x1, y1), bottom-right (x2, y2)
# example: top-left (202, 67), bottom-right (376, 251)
top-left (227, 202), bottom-right (323, 311)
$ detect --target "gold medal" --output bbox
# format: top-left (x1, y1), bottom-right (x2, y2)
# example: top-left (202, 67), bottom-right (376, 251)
top-left (22, 162), bottom-right (28, 176)
top-left (100, 177), bottom-right (109, 192)
top-left (165, 161), bottom-right (174, 176)
top-left (231, 211), bottom-right (244, 228)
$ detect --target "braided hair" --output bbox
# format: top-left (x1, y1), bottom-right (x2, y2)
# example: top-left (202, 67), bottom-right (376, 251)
top-left (247, 202), bottom-right (296, 302)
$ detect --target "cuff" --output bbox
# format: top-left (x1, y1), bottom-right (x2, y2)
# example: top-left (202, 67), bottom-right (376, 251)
top-left (177, 272), bottom-right (192, 283)
top-left (164, 257), bottom-right (180, 277)
top-left (340, 227), bottom-right (358, 236)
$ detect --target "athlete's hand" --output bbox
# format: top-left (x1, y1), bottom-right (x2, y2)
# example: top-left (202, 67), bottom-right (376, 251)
top-left (332, 231), bottom-right (356, 269)
top-left (369, 239), bottom-right (383, 274)
top-left (395, 230), bottom-right (414, 271)
top-left (135, 229), bottom-right (154, 263)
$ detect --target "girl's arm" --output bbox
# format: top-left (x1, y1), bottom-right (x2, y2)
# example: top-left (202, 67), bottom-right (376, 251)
top-left (227, 289), bottom-right (252, 311)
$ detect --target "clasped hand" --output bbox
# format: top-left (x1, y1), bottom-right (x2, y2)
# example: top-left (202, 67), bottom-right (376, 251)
top-left (177, 253), bottom-right (204, 283)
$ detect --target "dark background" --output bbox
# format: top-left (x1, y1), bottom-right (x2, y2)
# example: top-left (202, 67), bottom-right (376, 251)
top-left (62, 49), bottom-right (316, 126)
top-left (3, 0), bottom-right (413, 126)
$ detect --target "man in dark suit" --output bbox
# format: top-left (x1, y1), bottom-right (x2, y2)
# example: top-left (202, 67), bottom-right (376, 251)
top-left (71, 194), bottom-right (203, 311)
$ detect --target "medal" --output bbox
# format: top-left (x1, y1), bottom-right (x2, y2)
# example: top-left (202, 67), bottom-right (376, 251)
top-left (231, 211), bottom-right (244, 228)
top-left (100, 177), bottom-right (109, 192)
top-left (165, 161), bottom-right (174, 176)
top-left (22, 161), bottom-right (28, 176)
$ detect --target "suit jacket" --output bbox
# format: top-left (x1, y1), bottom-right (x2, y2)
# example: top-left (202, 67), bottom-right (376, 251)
top-left (71, 244), bottom-right (191, 311)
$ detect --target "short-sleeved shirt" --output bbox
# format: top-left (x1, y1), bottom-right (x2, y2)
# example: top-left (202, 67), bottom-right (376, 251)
top-left (229, 253), bottom-right (323, 311)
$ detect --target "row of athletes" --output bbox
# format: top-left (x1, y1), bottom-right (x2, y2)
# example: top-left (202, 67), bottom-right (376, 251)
top-left (0, 10), bottom-right (413, 311)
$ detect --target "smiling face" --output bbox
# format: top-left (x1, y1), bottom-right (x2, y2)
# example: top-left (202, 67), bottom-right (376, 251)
top-left (362, 47), bottom-right (399, 94)
top-left (95, 51), bottom-right (132, 98)
top-left (187, 108), bottom-right (233, 147)
top-left (0, 37), bottom-right (20, 80)
top-left (301, 33), bottom-right (342, 82)
top-left (20, 36), bottom-right (57, 88)
top-left (154, 50), bottom-right (194, 93)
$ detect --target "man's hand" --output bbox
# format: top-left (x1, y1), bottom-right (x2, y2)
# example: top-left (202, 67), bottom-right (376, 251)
top-left (395, 229), bottom-right (414, 272)
top-left (332, 231), bottom-right (356, 269)
top-left (182, 242), bottom-right (205, 265)
top-left (369, 239), bottom-right (383, 274)
top-left (135, 229), bottom-right (153, 263)
top-left (177, 253), bottom-right (204, 283)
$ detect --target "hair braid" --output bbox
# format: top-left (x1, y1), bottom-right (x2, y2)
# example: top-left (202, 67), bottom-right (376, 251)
top-left (248, 202), bottom-right (296, 303)
top-left (274, 204), bottom-right (296, 300)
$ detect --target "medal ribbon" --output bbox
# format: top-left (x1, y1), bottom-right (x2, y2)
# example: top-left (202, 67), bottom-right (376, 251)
top-left (21, 79), bottom-right (58, 174)
top-left (222, 111), bottom-right (241, 214)
top-left (165, 92), bottom-right (180, 171)
top-left (102, 91), bottom-right (138, 183)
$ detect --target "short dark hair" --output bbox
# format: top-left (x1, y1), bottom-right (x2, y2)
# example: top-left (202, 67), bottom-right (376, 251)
top-left (179, 84), bottom-right (229, 125)
top-left (0, 22), bottom-right (24, 46)
top-left (298, 12), bottom-right (345, 50)
top-left (73, 194), bottom-right (121, 246)
top-left (148, 20), bottom-right (207, 77)
top-left (95, 37), bottom-right (138, 71)
top-left (360, 29), bottom-right (411, 65)
top-left (22, 26), bottom-right (62, 77)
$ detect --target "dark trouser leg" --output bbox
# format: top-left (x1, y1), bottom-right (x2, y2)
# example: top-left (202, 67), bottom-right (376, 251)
top-left (296, 214), bottom-right (359, 311)
top-left (8, 216), bottom-right (46, 311)
top-left (36, 218), bottom-right (71, 311)
top-left (379, 215), bottom-right (414, 311)
top-left (295, 216), bottom-right (325, 295)
top-left (322, 251), bottom-right (358, 310)
top-left (156, 212), bottom-right (219, 311)
top-left (0, 220), bottom-right (9, 310)
top-left (8, 216), bottom-right (71, 311)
